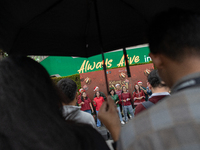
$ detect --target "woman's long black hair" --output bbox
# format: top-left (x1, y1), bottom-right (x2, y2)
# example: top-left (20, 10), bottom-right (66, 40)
top-left (81, 92), bottom-right (88, 102)
top-left (134, 84), bottom-right (141, 92)
top-left (109, 89), bottom-right (116, 95)
top-left (0, 56), bottom-right (108, 150)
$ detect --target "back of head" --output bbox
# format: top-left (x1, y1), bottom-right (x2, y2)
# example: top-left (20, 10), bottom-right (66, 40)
top-left (0, 56), bottom-right (95, 150)
top-left (148, 8), bottom-right (200, 61)
top-left (148, 70), bottom-right (165, 88)
top-left (57, 78), bottom-right (77, 104)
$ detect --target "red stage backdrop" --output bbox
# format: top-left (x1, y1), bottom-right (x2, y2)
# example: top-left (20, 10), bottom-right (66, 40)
top-left (80, 63), bottom-right (154, 100)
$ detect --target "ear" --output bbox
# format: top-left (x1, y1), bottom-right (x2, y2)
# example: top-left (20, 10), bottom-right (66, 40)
top-left (149, 53), bottom-right (164, 70)
top-left (147, 82), bottom-right (152, 90)
top-left (75, 92), bottom-right (79, 100)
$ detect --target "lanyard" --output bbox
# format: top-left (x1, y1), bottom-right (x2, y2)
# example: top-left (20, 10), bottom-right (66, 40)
top-left (172, 77), bottom-right (200, 93)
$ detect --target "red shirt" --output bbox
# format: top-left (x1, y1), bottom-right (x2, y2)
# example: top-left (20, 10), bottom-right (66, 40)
top-left (120, 93), bottom-right (132, 106)
top-left (78, 98), bottom-right (91, 111)
top-left (133, 90), bottom-right (145, 105)
top-left (93, 96), bottom-right (104, 111)
top-left (135, 94), bottom-right (169, 116)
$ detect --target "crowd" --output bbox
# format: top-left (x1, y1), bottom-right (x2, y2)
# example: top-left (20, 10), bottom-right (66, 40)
top-left (72, 79), bottom-right (153, 127)
top-left (1, 8), bottom-right (200, 150)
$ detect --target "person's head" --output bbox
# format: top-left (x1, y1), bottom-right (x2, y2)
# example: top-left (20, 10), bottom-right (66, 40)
top-left (148, 8), bottom-right (200, 88)
top-left (81, 92), bottom-right (87, 102)
top-left (134, 84), bottom-right (140, 92)
top-left (122, 86), bottom-right (127, 93)
top-left (0, 56), bottom-right (97, 149)
top-left (94, 86), bottom-right (99, 92)
top-left (109, 89), bottom-right (116, 96)
top-left (57, 78), bottom-right (78, 105)
top-left (137, 81), bottom-right (143, 87)
top-left (115, 84), bottom-right (121, 90)
top-left (96, 91), bottom-right (100, 97)
top-left (147, 70), bottom-right (169, 92)
top-left (82, 92), bottom-right (87, 98)
top-left (79, 88), bottom-right (84, 94)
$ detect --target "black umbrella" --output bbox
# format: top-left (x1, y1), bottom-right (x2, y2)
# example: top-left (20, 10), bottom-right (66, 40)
top-left (1, 0), bottom-right (200, 93)
top-left (0, 0), bottom-right (148, 92)
top-left (0, 0), bottom-right (148, 57)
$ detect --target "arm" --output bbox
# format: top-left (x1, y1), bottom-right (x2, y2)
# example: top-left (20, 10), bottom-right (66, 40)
top-left (88, 98), bottom-right (94, 112)
top-left (132, 92), bottom-right (138, 101)
top-left (78, 99), bottom-right (84, 106)
top-left (93, 99), bottom-right (97, 107)
top-left (98, 96), bottom-right (121, 142)
top-left (140, 86), bottom-right (147, 94)
top-left (141, 90), bottom-right (145, 99)
top-left (115, 95), bottom-right (119, 104)
top-left (120, 93), bottom-right (126, 103)
top-left (89, 103), bottom-right (94, 112)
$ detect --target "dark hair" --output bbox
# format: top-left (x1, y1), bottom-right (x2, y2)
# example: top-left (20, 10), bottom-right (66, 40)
top-left (134, 84), bottom-right (141, 92)
top-left (57, 78), bottom-right (77, 104)
top-left (121, 86), bottom-right (128, 93)
top-left (148, 8), bottom-right (200, 61)
top-left (109, 89), bottom-right (116, 95)
top-left (148, 70), bottom-right (166, 88)
top-left (0, 56), bottom-right (104, 150)
top-left (81, 92), bottom-right (88, 102)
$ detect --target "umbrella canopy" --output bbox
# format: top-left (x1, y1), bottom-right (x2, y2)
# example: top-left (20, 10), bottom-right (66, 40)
top-left (0, 0), bottom-right (200, 58)
top-left (0, 0), bottom-right (147, 57)
top-left (123, 0), bottom-right (200, 22)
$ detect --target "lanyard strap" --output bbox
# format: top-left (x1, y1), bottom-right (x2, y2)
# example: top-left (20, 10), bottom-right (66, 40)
top-left (172, 77), bottom-right (200, 93)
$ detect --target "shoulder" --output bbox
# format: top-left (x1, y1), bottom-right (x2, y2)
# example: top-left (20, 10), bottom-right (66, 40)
top-left (118, 89), bottom-right (200, 149)
top-left (78, 111), bottom-right (96, 126)
top-left (135, 104), bottom-right (146, 115)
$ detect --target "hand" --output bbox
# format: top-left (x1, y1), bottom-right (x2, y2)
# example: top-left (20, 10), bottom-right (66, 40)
top-left (98, 96), bottom-right (121, 142)
top-left (116, 101), bottom-right (119, 104)
top-left (123, 100), bottom-right (126, 102)
top-left (81, 102), bottom-right (85, 105)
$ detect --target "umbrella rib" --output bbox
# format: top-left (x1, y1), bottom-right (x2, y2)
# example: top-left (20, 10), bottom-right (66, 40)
top-left (120, 0), bottom-right (149, 24)
top-left (84, 0), bottom-right (93, 57)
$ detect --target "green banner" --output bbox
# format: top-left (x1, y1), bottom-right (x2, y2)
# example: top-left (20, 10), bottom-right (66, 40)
top-left (40, 45), bottom-right (151, 76)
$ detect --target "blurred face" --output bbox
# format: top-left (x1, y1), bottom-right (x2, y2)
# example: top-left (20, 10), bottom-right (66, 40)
top-left (110, 90), bottom-right (114, 95)
top-left (82, 92), bottom-right (86, 98)
top-left (138, 83), bottom-right (142, 87)
top-left (135, 85), bottom-right (139, 90)
top-left (116, 85), bottom-right (120, 90)
top-left (96, 92), bottom-right (100, 97)
top-left (122, 87), bottom-right (127, 92)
